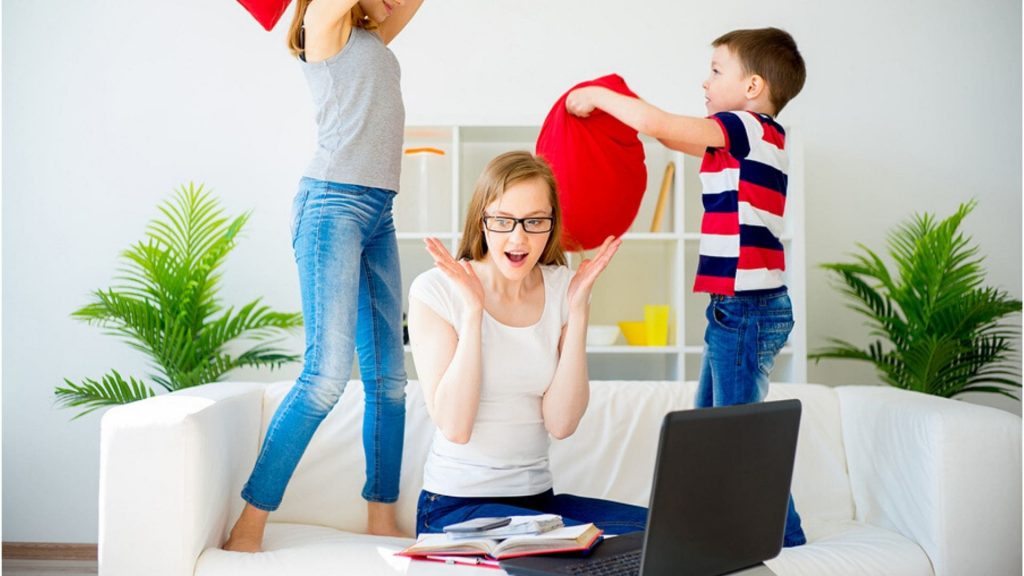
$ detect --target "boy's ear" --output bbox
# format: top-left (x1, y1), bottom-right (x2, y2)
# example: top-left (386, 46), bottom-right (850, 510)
top-left (746, 74), bottom-right (767, 101)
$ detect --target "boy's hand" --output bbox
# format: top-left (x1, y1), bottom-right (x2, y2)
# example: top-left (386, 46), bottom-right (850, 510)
top-left (566, 87), bottom-right (600, 117)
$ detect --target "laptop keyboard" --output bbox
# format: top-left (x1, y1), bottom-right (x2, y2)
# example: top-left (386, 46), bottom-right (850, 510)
top-left (558, 550), bottom-right (641, 576)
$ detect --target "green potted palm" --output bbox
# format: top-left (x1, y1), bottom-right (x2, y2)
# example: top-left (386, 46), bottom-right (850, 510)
top-left (57, 183), bottom-right (303, 418)
top-left (811, 201), bottom-right (1021, 400)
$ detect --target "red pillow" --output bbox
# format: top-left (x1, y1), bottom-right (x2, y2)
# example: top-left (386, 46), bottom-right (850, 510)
top-left (536, 74), bottom-right (647, 251)
top-left (237, 0), bottom-right (292, 31)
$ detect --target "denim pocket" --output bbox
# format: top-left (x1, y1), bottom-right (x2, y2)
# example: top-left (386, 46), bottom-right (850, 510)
top-left (757, 319), bottom-right (793, 350)
top-left (756, 318), bottom-right (793, 375)
top-left (711, 300), bottom-right (744, 332)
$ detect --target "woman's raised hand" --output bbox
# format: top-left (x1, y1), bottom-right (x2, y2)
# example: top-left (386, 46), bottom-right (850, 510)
top-left (567, 235), bottom-right (622, 311)
top-left (424, 237), bottom-right (484, 312)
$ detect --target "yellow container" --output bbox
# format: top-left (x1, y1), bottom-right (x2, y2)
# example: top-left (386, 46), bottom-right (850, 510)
top-left (644, 305), bottom-right (670, 346)
top-left (618, 321), bottom-right (647, 346)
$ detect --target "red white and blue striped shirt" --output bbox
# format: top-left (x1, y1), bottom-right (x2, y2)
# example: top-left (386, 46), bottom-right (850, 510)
top-left (694, 111), bottom-right (788, 295)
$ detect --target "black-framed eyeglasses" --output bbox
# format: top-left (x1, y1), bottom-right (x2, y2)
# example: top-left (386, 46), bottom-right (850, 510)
top-left (482, 215), bottom-right (554, 234)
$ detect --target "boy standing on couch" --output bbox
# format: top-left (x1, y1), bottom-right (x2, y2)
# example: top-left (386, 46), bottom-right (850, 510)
top-left (565, 27), bottom-right (807, 547)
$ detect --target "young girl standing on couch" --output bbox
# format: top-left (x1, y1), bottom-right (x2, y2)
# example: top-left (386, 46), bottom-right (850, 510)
top-left (407, 151), bottom-right (647, 535)
top-left (224, 0), bottom-right (423, 552)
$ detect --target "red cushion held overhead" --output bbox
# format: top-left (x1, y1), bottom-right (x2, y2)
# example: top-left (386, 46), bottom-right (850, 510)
top-left (237, 0), bottom-right (292, 31)
top-left (536, 74), bottom-right (647, 251)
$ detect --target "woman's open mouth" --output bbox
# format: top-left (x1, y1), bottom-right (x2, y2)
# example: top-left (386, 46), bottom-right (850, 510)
top-left (505, 251), bottom-right (528, 266)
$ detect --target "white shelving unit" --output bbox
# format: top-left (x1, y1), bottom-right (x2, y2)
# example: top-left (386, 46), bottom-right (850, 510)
top-left (396, 125), bottom-right (806, 383)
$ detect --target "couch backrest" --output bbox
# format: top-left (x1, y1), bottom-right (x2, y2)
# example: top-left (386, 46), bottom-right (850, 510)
top-left (259, 380), bottom-right (855, 533)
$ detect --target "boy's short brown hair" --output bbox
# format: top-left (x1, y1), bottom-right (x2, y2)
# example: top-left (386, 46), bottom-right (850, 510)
top-left (713, 27), bottom-right (806, 115)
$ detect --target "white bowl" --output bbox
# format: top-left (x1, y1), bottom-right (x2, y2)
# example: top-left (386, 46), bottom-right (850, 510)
top-left (587, 325), bottom-right (621, 346)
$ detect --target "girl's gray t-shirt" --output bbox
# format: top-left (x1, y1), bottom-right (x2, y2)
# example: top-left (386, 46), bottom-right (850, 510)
top-left (300, 26), bottom-right (404, 192)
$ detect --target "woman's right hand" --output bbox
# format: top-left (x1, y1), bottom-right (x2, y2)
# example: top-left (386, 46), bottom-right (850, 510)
top-left (567, 235), bottom-right (621, 311)
top-left (424, 238), bottom-right (484, 313)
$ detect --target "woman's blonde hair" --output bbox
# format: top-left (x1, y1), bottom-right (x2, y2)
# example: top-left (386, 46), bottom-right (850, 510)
top-left (456, 151), bottom-right (566, 266)
top-left (287, 1), bottom-right (379, 59)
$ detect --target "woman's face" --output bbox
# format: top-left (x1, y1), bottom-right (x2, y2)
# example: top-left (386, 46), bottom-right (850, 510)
top-left (481, 178), bottom-right (554, 282)
top-left (358, 0), bottom-right (403, 23)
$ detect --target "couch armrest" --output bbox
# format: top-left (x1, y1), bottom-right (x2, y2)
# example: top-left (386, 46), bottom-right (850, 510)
top-left (837, 386), bottom-right (1022, 576)
top-left (98, 381), bottom-right (267, 576)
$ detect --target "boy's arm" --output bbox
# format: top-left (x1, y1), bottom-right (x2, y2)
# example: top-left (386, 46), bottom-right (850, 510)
top-left (566, 86), bottom-right (723, 156)
top-left (656, 137), bottom-right (709, 158)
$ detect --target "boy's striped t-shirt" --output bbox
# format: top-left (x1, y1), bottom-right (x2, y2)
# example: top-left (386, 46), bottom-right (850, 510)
top-left (695, 111), bottom-right (788, 295)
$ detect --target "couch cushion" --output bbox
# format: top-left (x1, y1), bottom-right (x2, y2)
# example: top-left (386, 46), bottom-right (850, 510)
top-left (258, 381), bottom-right (435, 534)
top-left (549, 380), bottom-right (694, 506)
top-left (197, 524), bottom-right (417, 576)
top-left (550, 381), bottom-right (856, 525)
top-left (765, 519), bottom-right (934, 576)
top-left (765, 384), bottom-right (856, 522)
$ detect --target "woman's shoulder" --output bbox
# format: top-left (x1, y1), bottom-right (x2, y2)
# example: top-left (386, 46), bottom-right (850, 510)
top-left (411, 267), bottom-right (449, 294)
top-left (409, 267), bottom-right (457, 322)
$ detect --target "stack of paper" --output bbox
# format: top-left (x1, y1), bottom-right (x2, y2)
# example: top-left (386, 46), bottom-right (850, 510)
top-left (447, 514), bottom-right (564, 540)
top-left (399, 522), bottom-right (602, 561)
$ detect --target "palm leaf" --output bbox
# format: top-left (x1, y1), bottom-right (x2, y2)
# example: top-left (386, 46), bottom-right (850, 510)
top-left (55, 371), bottom-right (158, 419)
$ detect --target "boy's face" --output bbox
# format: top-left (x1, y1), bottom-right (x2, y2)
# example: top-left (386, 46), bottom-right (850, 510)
top-left (703, 45), bottom-right (754, 115)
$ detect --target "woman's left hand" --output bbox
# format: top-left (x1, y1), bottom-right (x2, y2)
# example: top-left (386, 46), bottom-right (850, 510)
top-left (567, 235), bottom-right (621, 311)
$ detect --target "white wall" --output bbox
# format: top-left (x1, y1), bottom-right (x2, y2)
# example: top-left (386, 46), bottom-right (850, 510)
top-left (3, 0), bottom-right (1020, 543)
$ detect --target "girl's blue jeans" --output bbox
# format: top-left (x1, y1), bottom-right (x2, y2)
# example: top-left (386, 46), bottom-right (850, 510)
top-left (416, 489), bottom-right (648, 537)
top-left (695, 287), bottom-right (806, 547)
top-left (241, 178), bottom-right (407, 510)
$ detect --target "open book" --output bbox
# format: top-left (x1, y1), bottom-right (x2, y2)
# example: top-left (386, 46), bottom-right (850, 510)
top-left (399, 523), bottom-right (603, 561)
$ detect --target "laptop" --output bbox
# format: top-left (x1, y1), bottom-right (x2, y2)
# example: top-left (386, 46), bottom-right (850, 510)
top-left (500, 399), bottom-right (801, 576)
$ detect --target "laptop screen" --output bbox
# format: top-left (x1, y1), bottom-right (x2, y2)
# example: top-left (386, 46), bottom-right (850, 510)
top-left (640, 400), bottom-right (801, 575)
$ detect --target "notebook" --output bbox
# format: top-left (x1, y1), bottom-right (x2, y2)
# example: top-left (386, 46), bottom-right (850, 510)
top-left (500, 399), bottom-right (801, 576)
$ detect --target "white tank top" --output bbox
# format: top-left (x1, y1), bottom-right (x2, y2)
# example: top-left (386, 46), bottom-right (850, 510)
top-left (408, 265), bottom-right (573, 497)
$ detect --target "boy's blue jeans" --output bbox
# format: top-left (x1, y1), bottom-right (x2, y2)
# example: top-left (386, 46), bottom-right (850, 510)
top-left (416, 489), bottom-right (648, 537)
top-left (241, 178), bottom-right (407, 511)
top-left (695, 286), bottom-right (806, 547)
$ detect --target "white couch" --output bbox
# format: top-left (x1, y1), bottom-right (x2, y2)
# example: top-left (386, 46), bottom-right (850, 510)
top-left (98, 380), bottom-right (1022, 576)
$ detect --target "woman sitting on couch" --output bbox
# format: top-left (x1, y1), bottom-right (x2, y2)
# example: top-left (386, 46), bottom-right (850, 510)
top-left (407, 151), bottom-right (647, 536)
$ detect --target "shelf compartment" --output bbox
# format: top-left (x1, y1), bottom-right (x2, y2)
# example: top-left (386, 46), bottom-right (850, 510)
top-left (396, 127), bottom-right (455, 234)
top-left (583, 240), bottom-right (679, 347)
top-left (587, 354), bottom-right (678, 381)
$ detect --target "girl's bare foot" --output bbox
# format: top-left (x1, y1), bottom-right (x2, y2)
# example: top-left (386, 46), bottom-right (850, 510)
top-left (223, 504), bottom-right (270, 552)
top-left (366, 501), bottom-right (406, 537)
